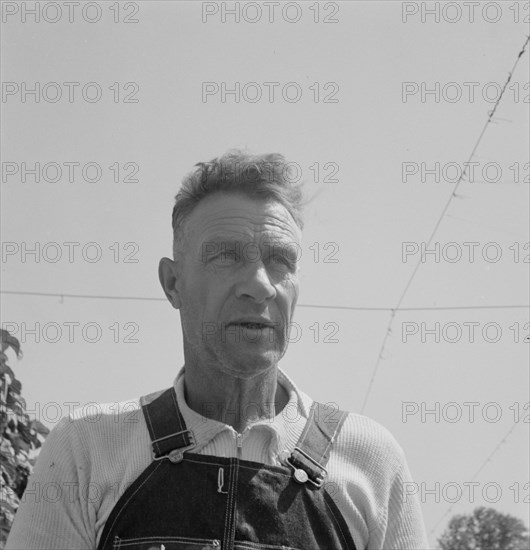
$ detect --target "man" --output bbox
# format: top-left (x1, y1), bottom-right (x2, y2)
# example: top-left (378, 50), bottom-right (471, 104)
top-left (6, 150), bottom-right (429, 549)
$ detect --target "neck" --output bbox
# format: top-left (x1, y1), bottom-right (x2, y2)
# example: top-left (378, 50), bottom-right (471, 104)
top-left (183, 362), bottom-right (289, 433)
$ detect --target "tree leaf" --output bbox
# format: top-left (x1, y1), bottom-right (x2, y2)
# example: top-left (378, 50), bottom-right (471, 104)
top-left (9, 434), bottom-right (30, 454)
top-left (0, 364), bottom-right (14, 379)
top-left (29, 419), bottom-right (50, 436)
top-left (0, 330), bottom-right (21, 358)
top-left (8, 379), bottom-right (21, 395)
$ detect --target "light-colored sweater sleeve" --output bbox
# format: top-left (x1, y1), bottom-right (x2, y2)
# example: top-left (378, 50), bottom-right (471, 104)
top-left (328, 412), bottom-right (429, 550)
top-left (5, 416), bottom-right (96, 550)
top-left (379, 445), bottom-right (429, 550)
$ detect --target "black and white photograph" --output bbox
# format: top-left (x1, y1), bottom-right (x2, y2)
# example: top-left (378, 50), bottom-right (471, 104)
top-left (1, 2), bottom-right (529, 549)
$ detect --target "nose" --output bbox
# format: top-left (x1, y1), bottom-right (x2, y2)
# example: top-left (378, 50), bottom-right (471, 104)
top-left (235, 261), bottom-right (276, 304)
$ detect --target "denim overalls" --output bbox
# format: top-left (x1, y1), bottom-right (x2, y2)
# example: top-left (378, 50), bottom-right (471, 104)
top-left (97, 386), bottom-right (357, 550)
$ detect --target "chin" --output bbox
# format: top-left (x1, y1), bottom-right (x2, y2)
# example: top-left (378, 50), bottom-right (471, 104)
top-left (219, 351), bottom-right (281, 379)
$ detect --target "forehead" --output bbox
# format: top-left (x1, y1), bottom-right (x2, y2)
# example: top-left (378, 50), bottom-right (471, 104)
top-left (183, 192), bottom-right (302, 245)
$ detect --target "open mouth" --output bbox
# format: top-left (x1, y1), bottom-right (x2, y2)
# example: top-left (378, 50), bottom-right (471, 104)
top-left (236, 323), bottom-right (271, 330)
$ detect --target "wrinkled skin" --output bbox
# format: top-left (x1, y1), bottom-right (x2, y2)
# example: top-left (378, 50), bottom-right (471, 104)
top-left (159, 192), bottom-right (302, 430)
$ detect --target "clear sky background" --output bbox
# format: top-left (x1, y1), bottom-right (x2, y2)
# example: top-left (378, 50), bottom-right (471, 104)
top-left (1, 1), bottom-right (529, 546)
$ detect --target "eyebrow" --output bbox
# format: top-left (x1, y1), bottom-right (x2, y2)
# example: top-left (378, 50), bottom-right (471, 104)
top-left (199, 238), bottom-right (299, 261)
top-left (266, 242), bottom-right (300, 263)
top-left (202, 237), bottom-right (297, 248)
top-left (200, 238), bottom-right (244, 252)
top-left (199, 239), bottom-right (243, 260)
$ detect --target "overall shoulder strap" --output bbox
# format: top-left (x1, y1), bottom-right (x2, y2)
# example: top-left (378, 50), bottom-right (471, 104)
top-left (287, 402), bottom-right (348, 487)
top-left (140, 387), bottom-right (195, 459)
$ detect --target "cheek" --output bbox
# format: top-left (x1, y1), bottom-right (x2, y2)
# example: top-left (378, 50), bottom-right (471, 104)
top-left (179, 278), bottom-right (207, 322)
top-left (285, 275), bottom-right (299, 299)
top-left (278, 278), bottom-right (299, 317)
top-left (184, 276), bottom-right (228, 318)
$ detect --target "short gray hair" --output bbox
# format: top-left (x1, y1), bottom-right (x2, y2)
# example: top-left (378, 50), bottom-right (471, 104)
top-left (171, 150), bottom-right (305, 254)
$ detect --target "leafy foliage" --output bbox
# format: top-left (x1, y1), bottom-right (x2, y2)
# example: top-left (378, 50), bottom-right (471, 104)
top-left (0, 329), bottom-right (49, 547)
top-left (438, 506), bottom-right (530, 550)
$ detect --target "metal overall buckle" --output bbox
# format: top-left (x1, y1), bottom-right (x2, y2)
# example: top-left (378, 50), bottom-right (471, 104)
top-left (152, 430), bottom-right (196, 464)
top-left (286, 446), bottom-right (327, 488)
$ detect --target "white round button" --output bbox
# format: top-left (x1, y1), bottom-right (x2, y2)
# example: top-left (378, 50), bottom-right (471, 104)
top-left (168, 450), bottom-right (184, 463)
top-left (293, 468), bottom-right (308, 484)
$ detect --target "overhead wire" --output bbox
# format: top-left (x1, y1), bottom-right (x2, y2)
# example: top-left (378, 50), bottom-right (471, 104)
top-left (1, 289), bottom-right (528, 311)
top-left (360, 35), bottom-right (530, 414)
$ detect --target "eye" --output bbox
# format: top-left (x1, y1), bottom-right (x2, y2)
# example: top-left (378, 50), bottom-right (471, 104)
top-left (215, 251), bottom-right (239, 264)
top-left (269, 253), bottom-right (295, 272)
top-left (271, 254), bottom-right (288, 265)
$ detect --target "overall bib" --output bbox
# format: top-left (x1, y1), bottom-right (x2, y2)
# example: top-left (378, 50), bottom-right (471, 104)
top-left (97, 386), bottom-right (358, 550)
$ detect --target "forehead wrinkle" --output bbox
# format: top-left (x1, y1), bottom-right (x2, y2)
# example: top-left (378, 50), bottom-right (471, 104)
top-left (194, 212), bottom-right (298, 243)
top-left (182, 196), bottom-right (302, 253)
top-left (200, 208), bottom-right (293, 228)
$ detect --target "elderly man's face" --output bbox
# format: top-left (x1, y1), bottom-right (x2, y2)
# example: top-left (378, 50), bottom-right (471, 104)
top-left (163, 192), bottom-right (301, 379)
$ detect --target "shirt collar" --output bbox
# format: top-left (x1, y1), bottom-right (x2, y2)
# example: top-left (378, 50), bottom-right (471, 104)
top-left (172, 366), bottom-right (312, 455)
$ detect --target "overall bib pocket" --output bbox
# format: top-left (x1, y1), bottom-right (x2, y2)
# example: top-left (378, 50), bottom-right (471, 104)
top-left (234, 542), bottom-right (301, 550)
top-left (112, 535), bottom-right (221, 550)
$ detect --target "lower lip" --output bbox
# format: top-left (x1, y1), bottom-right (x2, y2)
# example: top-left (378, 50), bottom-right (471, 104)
top-left (233, 324), bottom-right (273, 330)
top-left (225, 325), bottom-right (277, 346)
top-left (229, 324), bottom-right (275, 334)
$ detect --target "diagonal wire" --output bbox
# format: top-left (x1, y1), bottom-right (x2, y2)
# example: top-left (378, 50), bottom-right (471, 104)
top-left (360, 35), bottom-right (530, 414)
top-left (428, 421), bottom-right (523, 536)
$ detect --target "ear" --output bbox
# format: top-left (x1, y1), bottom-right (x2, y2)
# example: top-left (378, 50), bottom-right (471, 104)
top-left (158, 257), bottom-right (181, 309)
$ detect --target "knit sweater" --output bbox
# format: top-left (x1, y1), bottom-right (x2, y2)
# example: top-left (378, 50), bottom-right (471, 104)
top-left (5, 368), bottom-right (429, 550)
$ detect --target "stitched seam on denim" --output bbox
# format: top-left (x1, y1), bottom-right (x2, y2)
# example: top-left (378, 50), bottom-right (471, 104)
top-left (323, 490), bottom-right (356, 550)
top-left (295, 402), bottom-right (317, 449)
top-left (141, 394), bottom-right (160, 455)
top-left (232, 458), bottom-right (241, 549)
top-left (184, 457), bottom-right (232, 468)
top-left (320, 411), bottom-right (347, 464)
top-left (234, 543), bottom-right (301, 550)
top-left (143, 389), bottom-right (190, 456)
top-left (223, 458), bottom-right (233, 549)
top-left (222, 459), bottom-right (290, 475)
top-left (314, 403), bottom-right (333, 463)
top-left (120, 536), bottom-right (219, 546)
top-left (319, 423), bottom-right (335, 462)
top-left (222, 460), bottom-right (234, 549)
top-left (228, 458), bottom-right (238, 548)
top-left (170, 386), bottom-right (187, 433)
top-left (118, 543), bottom-right (213, 549)
top-left (237, 464), bottom-right (291, 478)
top-left (181, 457), bottom-right (292, 476)
top-left (99, 462), bottom-right (163, 549)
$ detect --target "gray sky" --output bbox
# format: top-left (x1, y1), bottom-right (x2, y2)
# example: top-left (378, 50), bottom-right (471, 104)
top-left (1, 1), bottom-right (529, 545)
